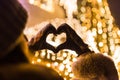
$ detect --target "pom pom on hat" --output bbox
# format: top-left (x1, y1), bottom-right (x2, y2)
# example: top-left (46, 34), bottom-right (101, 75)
top-left (0, 0), bottom-right (28, 59)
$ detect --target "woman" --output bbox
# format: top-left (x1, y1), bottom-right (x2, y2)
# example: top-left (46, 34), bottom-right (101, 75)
top-left (0, 0), bottom-right (63, 80)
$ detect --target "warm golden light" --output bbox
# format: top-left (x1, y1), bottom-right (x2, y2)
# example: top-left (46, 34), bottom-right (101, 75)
top-left (97, 0), bottom-right (102, 3)
top-left (46, 63), bottom-right (51, 67)
top-left (69, 73), bottom-right (74, 78)
top-left (32, 60), bottom-right (35, 64)
top-left (59, 0), bottom-right (77, 19)
top-left (41, 51), bottom-right (46, 58)
top-left (29, 0), bottom-right (34, 4)
top-left (99, 42), bottom-right (103, 47)
top-left (54, 62), bottom-right (59, 66)
top-left (37, 59), bottom-right (41, 62)
top-left (59, 64), bottom-right (65, 71)
top-left (35, 51), bottom-right (39, 57)
top-left (24, 0), bottom-right (120, 79)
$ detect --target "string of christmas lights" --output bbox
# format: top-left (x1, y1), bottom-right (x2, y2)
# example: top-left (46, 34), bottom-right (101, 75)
top-left (24, 0), bottom-right (120, 79)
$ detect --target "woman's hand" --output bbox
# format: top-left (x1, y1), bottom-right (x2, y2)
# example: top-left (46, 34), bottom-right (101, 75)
top-left (56, 23), bottom-right (91, 55)
top-left (28, 23), bottom-right (56, 52)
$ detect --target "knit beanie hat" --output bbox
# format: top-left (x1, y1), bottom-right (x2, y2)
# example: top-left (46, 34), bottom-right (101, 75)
top-left (0, 0), bottom-right (28, 59)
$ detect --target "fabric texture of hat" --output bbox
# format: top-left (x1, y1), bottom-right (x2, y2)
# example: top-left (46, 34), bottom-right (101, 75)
top-left (0, 0), bottom-right (28, 59)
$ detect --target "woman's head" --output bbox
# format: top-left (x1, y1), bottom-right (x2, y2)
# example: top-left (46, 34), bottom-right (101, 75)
top-left (72, 52), bottom-right (119, 80)
top-left (0, 0), bottom-right (28, 59)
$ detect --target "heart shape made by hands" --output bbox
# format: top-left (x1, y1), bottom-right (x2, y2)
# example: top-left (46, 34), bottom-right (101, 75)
top-left (46, 33), bottom-right (66, 48)
top-left (28, 23), bottom-right (91, 55)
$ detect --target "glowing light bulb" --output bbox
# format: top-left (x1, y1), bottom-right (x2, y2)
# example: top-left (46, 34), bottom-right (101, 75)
top-left (98, 29), bottom-right (103, 34)
top-left (99, 42), bottom-right (103, 47)
top-left (32, 60), bottom-right (35, 64)
top-left (29, 0), bottom-right (34, 4)
top-left (41, 51), bottom-right (46, 58)
top-left (35, 51), bottom-right (39, 57)
top-left (81, 7), bottom-right (86, 13)
top-left (51, 55), bottom-right (56, 61)
top-left (54, 62), bottom-right (58, 66)
top-left (97, 21), bottom-right (102, 28)
top-left (68, 67), bottom-right (72, 72)
top-left (59, 64), bottom-right (65, 71)
top-left (117, 30), bottom-right (120, 35)
top-left (65, 71), bottom-right (69, 75)
top-left (46, 63), bottom-right (51, 67)
top-left (72, 58), bottom-right (77, 62)
top-left (97, 0), bottom-right (102, 3)
top-left (69, 73), bottom-right (74, 77)
top-left (63, 53), bottom-right (67, 57)
top-left (37, 59), bottom-right (41, 63)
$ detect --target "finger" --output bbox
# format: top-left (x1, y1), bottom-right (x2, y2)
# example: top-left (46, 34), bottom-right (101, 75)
top-left (55, 39), bottom-right (76, 53)
top-left (56, 40), bottom-right (78, 52)
top-left (57, 23), bottom-right (70, 35)
top-left (61, 24), bottom-right (89, 49)
top-left (36, 23), bottom-right (56, 40)
top-left (29, 41), bottom-right (55, 52)
top-left (28, 36), bottom-right (46, 51)
top-left (28, 41), bottom-right (43, 52)
top-left (42, 23), bottom-right (56, 35)
top-left (57, 23), bottom-right (77, 40)
top-left (45, 43), bottom-right (56, 53)
top-left (55, 43), bottom-right (67, 53)
top-left (28, 23), bottom-right (56, 52)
